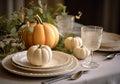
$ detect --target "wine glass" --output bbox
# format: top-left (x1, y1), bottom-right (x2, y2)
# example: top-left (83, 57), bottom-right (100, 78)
top-left (81, 26), bottom-right (103, 68)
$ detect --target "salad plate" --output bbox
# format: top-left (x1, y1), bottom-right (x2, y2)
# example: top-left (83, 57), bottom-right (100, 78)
top-left (11, 51), bottom-right (71, 69)
top-left (12, 57), bottom-right (73, 72)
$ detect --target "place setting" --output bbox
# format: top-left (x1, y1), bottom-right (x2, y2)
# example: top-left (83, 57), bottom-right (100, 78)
top-left (1, 50), bottom-right (79, 77)
top-left (94, 31), bottom-right (120, 61)
top-left (2, 24), bottom-right (120, 77)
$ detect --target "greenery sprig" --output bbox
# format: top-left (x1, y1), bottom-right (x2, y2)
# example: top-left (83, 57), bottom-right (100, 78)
top-left (56, 3), bottom-right (67, 16)
top-left (0, 0), bottom-right (82, 59)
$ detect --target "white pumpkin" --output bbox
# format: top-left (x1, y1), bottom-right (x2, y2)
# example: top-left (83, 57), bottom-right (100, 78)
top-left (64, 36), bottom-right (82, 51)
top-left (73, 46), bottom-right (90, 60)
top-left (27, 45), bottom-right (52, 66)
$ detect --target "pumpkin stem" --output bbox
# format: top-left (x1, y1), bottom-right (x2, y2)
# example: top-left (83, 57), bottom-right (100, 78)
top-left (81, 45), bottom-right (83, 48)
top-left (39, 45), bottom-right (41, 48)
top-left (34, 14), bottom-right (43, 24)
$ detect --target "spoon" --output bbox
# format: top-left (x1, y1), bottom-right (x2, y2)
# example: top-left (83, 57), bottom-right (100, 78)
top-left (41, 70), bottom-right (88, 84)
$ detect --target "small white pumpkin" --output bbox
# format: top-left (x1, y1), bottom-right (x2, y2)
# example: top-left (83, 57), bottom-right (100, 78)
top-left (64, 36), bottom-right (82, 51)
top-left (73, 46), bottom-right (90, 60)
top-left (27, 45), bottom-right (52, 66)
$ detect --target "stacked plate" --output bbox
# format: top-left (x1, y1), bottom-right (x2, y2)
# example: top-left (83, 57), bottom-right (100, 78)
top-left (98, 32), bottom-right (120, 51)
top-left (2, 51), bottom-right (78, 77)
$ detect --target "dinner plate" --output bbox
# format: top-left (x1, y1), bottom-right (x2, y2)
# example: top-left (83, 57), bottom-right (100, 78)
top-left (11, 51), bottom-right (71, 69)
top-left (1, 52), bottom-right (78, 77)
top-left (98, 32), bottom-right (120, 51)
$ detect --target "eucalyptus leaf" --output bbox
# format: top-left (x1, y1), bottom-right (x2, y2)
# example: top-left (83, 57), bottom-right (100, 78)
top-left (43, 13), bottom-right (47, 18)
top-left (56, 3), bottom-right (68, 16)
top-left (10, 27), bottom-right (16, 33)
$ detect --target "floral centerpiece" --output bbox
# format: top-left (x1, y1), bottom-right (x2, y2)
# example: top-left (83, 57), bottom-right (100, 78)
top-left (0, 0), bottom-right (82, 59)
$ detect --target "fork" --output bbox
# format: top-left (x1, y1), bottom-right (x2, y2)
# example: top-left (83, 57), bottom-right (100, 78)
top-left (41, 70), bottom-right (88, 84)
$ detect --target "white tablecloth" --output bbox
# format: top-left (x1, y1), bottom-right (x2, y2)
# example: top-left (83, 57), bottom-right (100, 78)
top-left (0, 52), bottom-right (120, 84)
top-left (53, 52), bottom-right (120, 84)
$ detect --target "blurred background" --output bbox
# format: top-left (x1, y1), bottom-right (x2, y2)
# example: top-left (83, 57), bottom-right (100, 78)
top-left (0, 0), bottom-right (120, 34)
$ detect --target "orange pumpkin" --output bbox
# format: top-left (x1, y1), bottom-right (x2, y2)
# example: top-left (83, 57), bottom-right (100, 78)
top-left (22, 15), bottom-right (59, 49)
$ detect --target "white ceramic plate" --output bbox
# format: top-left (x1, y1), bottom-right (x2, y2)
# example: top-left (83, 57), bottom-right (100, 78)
top-left (1, 52), bottom-right (78, 77)
top-left (98, 32), bottom-right (120, 51)
top-left (11, 51), bottom-right (71, 69)
top-left (12, 57), bottom-right (73, 72)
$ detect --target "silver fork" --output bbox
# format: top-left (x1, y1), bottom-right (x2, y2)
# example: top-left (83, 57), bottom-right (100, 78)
top-left (41, 70), bottom-right (88, 84)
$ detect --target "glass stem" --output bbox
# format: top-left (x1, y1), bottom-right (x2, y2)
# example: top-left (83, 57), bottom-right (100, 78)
top-left (85, 50), bottom-right (93, 65)
top-left (90, 51), bottom-right (93, 63)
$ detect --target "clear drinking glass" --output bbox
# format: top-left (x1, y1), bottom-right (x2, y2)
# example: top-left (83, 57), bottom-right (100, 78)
top-left (81, 26), bottom-right (103, 68)
top-left (56, 15), bottom-right (74, 35)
